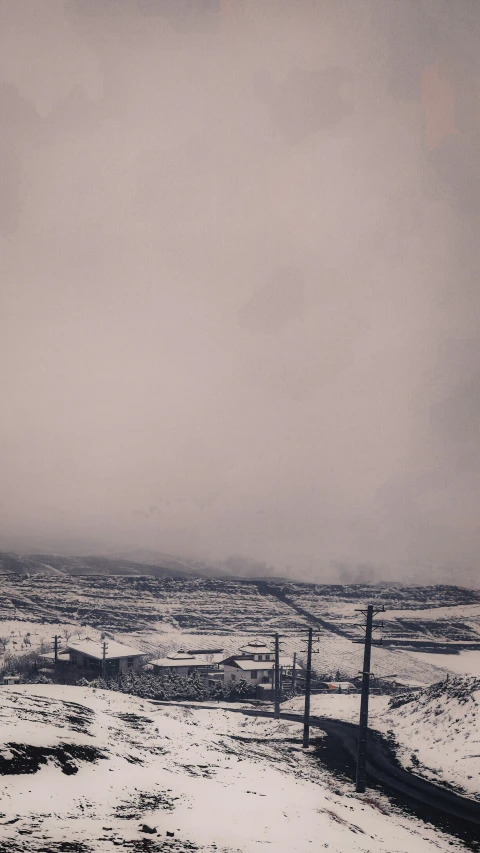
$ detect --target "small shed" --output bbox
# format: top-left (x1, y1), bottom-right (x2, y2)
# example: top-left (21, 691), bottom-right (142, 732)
top-left (316, 681), bottom-right (357, 693)
top-left (3, 675), bottom-right (20, 685)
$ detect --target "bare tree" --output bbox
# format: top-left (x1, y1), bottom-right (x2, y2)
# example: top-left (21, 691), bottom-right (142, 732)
top-left (0, 637), bottom-right (9, 654)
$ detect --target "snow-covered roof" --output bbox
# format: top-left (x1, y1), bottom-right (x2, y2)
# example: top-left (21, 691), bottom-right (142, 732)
top-left (238, 642), bottom-right (273, 655)
top-left (66, 640), bottom-right (144, 661)
top-left (227, 656), bottom-right (291, 672)
top-left (151, 648), bottom-right (224, 668)
top-left (166, 649), bottom-right (199, 661)
top-left (39, 650), bottom-right (71, 660)
top-left (151, 656), bottom-right (203, 668)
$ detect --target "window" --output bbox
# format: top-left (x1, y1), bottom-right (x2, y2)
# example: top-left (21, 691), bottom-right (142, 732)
top-left (258, 655), bottom-right (263, 660)
top-left (265, 654), bottom-right (271, 660)
top-left (231, 674), bottom-right (236, 681)
top-left (250, 670), bottom-right (258, 679)
top-left (127, 657), bottom-right (134, 668)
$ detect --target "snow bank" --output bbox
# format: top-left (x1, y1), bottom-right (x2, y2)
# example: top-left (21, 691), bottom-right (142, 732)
top-left (379, 677), bottom-right (480, 800)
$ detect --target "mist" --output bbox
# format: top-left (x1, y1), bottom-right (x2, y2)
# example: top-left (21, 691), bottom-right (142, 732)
top-left (1, 1), bottom-right (479, 585)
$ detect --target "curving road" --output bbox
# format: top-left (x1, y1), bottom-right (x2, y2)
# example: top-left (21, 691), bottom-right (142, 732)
top-left (237, 706), bottom-right (480, 843)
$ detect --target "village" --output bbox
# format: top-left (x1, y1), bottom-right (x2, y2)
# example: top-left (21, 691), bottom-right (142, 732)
top-left (1, 631), bottom-right (401, 699)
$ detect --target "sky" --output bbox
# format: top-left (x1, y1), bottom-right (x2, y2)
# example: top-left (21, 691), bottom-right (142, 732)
top-left (1, 0), bottom-right (479, 584)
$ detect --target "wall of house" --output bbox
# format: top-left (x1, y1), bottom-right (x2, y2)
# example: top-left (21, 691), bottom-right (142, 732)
top-left (68, 653), bottom-right (141, 674)
top-left (223, 665), bottom-right (272, 685)
top-left (118, 656), bottom-right (142, 674)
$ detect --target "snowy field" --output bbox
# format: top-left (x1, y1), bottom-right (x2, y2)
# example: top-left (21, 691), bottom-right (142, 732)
top-left (405, 649), bottom-right (480, 675)
top-left (0, 684), bottom-right (469, 852)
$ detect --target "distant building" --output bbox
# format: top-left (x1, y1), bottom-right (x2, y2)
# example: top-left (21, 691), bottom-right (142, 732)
top-left (3, 675), bottom-right (20, 685)
top-left (220, 640), bottom-right (291, 685)
top-left (316, 681), bottom-right (357, 693)
top-left (186, 648), bottom-right (225, 665)
top-left (65, 639), bottom-right (144, 675)
top-left (150, 649), bottom-right (215, 676)
top-left (237, 642), bottom-right (274, 662)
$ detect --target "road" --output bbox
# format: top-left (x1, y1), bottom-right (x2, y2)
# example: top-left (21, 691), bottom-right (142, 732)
top-left (152, 699), bottom-right (480, 843)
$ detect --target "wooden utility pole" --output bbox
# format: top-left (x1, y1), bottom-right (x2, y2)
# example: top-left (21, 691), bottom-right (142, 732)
top-left (102, 641), bottom-right (108, 679)
top-left (274, 633), bottom-right (280, 719)
top-left (292, 652), bottom-right (297, 694)
top-left (52, 635), bottom-right (59, 664)
top-left (302, 627), bottom-right (313, 748)
top-left (355, 605), bottom-right (384, 793)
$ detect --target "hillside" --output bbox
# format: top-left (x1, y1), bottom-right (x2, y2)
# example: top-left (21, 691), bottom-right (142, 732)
top-left (380, 677), bottom-right (480, 801)
top-left (0, 684), bottom-right (467, 852)
top-left (2, 573), bottom-right (479, 686)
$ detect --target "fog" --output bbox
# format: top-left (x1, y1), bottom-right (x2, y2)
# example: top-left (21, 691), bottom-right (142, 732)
top-left (1, 1), bottom-right (479, 584)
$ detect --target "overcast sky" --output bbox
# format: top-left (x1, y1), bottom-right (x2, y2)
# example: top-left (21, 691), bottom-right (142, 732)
top-left (1, 1), bottom-right (479, 584)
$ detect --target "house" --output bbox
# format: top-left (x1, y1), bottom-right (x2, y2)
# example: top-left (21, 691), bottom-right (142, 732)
top-left (65, 639), bottom-right (144, 675)
top-left (220, 640), bottom-right (292, 686)
top-left (150, 649), bottom-right (214, 676)
top-left (3, 675), bottom-right (20, 685)
top-left (237, 642), bottom-right (274, 662)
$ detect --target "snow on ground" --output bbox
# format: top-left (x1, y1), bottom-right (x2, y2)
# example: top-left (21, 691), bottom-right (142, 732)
top-left (0, 684), bottom-right (465, 852)
top-left (282, 693), bottom-right (390, 724)
top-left (405, 650), bottom-right (480, 676)
top-left (378, 678), bottom-right (480, 802)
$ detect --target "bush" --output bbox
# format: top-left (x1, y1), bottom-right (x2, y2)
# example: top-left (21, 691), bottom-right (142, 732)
top-left (79, 670), bottom-right (257, 704)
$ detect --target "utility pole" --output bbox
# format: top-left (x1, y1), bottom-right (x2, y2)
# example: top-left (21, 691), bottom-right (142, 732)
top-left (354, 604), bottom-right (385, 793)
top-left (303, 627), bottom-right (313, 748)
top-left (52, 635), bottom-right (59, 664)
top-left (292, 652), bottom-right (297, 694)
top-left (274, 633), bottom-right (280, 719)
top-left (102, 641), bottom-right (108, 680)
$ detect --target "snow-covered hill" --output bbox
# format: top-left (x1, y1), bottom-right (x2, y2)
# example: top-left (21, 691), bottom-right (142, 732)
top-left (0, 685), bottom-right (466, 852)
top-left (380, 677), bottom-right (480, 801)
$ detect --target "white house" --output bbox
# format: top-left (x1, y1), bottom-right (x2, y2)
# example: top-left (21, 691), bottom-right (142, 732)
top-left (65, 639), bottom-right (144, 675)
top-left (220, 640), bottom-right (292, 686)
top-left (237, 642), bottom-right (274, 662)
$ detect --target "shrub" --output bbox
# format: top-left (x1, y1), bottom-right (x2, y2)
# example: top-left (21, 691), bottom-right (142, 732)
top-left (78, 670), bottom-right (257, 704)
